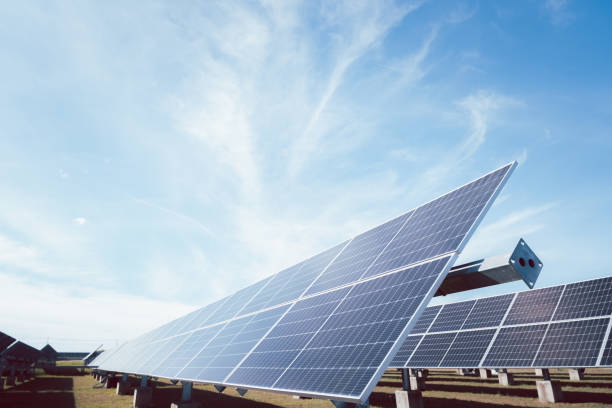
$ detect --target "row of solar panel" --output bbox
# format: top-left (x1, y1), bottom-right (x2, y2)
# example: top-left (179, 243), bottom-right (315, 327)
top-left (92, 163), bottom-right (514, 401)
top-left (125, 164), bottom-right (513, 350)
top-left (91, 256), bottom-right (453, 398)
top-left (391, 276), bottom-right (612, 368)
top-left (0, 331), bottom-right (42, 364)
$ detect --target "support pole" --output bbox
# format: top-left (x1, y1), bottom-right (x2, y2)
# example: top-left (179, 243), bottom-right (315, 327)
top-left (479, 368), bottom-right (491, 379)
top-left (498, 369), bottom-right (514, 386)
top-left (134, 376), bottom-right (153, 408)
top-left (536, 369), bottom-right (563, 403)
top-left (568, 368), bottom-right (584, 381)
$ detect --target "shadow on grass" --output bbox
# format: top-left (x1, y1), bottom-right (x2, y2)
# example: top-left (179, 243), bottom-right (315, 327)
top-left (0, 377), bottom-right (75, 408)
top-left (147, 386), bottom-right (284, 408)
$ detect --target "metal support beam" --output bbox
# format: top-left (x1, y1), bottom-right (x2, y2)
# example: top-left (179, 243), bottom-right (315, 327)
top-left (401, 368), bottom-right (410, 391)
top-left (236, 388), bottom-right (248, 397)
top-left (181, 382), bottom-right (193, 402)
top-left (140, 375), bottom-right (149, 388)
top-left (435, 239), bottom-right (542, 296)
top-left (214, 385), bottom-right (226, 393)
top-left (122, 373), bottom-right (128, 382)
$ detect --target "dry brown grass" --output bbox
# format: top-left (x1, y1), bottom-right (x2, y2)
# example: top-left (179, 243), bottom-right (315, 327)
top-left (1, 368), bottom-right (611, 407)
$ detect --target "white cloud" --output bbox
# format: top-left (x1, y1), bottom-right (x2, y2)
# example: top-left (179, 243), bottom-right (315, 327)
top-left (73, 217), bottom-right (87, 225)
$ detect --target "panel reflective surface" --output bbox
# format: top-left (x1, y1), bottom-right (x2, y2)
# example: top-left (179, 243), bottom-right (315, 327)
top-left (95, 163), bottom-right (516, 402)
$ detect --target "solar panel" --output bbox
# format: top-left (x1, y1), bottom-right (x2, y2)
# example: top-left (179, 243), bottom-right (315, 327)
top-left (482, 324), bottom-right (548, 367)
top-left (462, 294), bottom-right (514, 330)
top-left (428, 300), bottom-right (475, 332)
top-left (96, 162), bottom-right (515, 403)
top-left (410, 305), bottom-right (441, 334)
top-left (408, 332), bottom-right (457, 367)
top-left (533, 318), bottom-right (609, 367)
top-left (392, 276), bottom-right (612, 369)
top-left (440, 329), bottom-right (496, 368)
top-left (0, 331), bottom-right (16, 353)
top-left (503, 286), bottom-right (563, 325)
top-left (553, 277), bottom-right (612, 321)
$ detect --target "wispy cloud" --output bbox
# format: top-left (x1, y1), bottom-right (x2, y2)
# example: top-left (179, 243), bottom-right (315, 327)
top-left (287, 1), bottom-right (423, 178)
top-left (132, 198), bottom-right (213, 237)
top-left (544, 0), bottom-right (575, 26)
top-left (73, 217), bottom-right (87, 225)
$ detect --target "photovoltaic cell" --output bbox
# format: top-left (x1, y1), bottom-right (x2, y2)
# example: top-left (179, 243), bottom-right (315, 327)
top-left (391, 335), bottom-right (422, 367)
top-left (553, 278), bottom-right (612, 321)
top-left (533, 318), bottom-right (609, 367)
top-left (483, 324), bottom-right (548, 367)
top-left (408, 332), bottom-right (457, 367)
top-left (462, 294), bottom-right (514, 330)
top-left (440, 329), bottom-right (496, 367)
top-left (304, 214), bottom-right (412, 296)
top-left (503, 286), bottom-right (563, 325)
top-left (242, 241), bottom-right (348, 314)
top-left (428, 300), bottom-right (475, 332)
top-left (410, 305), bottom-right (441, 334)
top-left (272, 256), bottom-right (453, 398)
top-left (365, 165), bottom-right (511, 278)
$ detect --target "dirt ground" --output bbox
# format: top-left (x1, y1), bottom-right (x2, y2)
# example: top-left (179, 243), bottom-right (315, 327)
top-left (1, 368), bottom-right (611, 407)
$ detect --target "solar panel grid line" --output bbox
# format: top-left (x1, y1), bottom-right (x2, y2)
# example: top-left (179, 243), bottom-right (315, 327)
top-left (596, 316), bottom-right (612, 365)
top-left (357, 254), bottom-right (457, 400)
top-left (458, 299), bottom-right (479, 331)
top-left (146, 332), bottom-right (194, 376)
top-left (397, 303), bottom-right (445, 367)
top-left (436, 329), bottom-right (460, 368)
top-left (529, 284), bottom-right (566, 367)
top-left (355, 211), bottom-right (416, 280)
top-left (478, 292), bottom-right (518, 366)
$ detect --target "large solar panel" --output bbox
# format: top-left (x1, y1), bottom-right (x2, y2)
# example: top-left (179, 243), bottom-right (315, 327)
top-left (96, 163), bottom-right (515, 403)
top-left (392, 275), bottom-right (612, 369)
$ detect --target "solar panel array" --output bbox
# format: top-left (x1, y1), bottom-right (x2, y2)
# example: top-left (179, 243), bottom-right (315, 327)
top-left (391, 276), bottom-right (612, 369)
top-left (0, 341), bottom-right (41, 363)
top-left (95, 163), bottom-right (515, 403)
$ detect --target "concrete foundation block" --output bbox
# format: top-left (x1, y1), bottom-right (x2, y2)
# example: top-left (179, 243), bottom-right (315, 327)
top-left (134, 387), bottom-right (153, 408)
top-left (535, 368), bottom-right (544, 377)
top-left (568, 369), bottom-right (584, 381)
top-left (409, 376), bottom-right (425, 391)
top-left (537, 380), bottom-right (564, 403)
top-left (456, 368), bottom-right (465, 375)
top-left (479, 368), bottom-right (492, 379)
top-left (417, 369), bottom-right (428, 379)
top-left (498, 372), bottom-right (515, 386)
top-left (117, 381), bottom-right (133, 395)
top-left (170, 402), bottom-right (201, 408)
top-left (395, 390), bottom-right (423, 408)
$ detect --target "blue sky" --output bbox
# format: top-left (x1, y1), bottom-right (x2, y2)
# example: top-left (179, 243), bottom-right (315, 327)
top-left (1, 0), bottom-right (611, 351)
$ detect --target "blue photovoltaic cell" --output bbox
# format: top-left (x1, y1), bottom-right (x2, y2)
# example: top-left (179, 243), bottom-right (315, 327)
top-left (179, 305), bottom-right (289, 382)
top-left (440, 329), bottom-right (496, 367)
top-left (242, 241), bottom-right (348, 314)
top-left (204, 277), bottom-right (272, 326)
top-left (390, 335), bottom-right (422, 367)
top-left (152, 325), bottom-right (223, 379)
top-left (483, 324), bottom-right (548, 367)
top-left (175, 298), bottom-right (229, 334)
top-left (428, 300), bottom-right (476, 333)
top-left (462, 294), bottom-right (514, 330)
top-left (305, 213), bottom-right (412, 296)
top-left (503, 286), bottom-right (563, 325)
top-left (533, 318), bottom-right (609, 367)
top-left (227, 287), bottom-right (352, 388)
top-left (365, 165), bottom-right (513, 279)
top-left (273, 257), bottom-right (451, 398)
top-left (138, 335), bottom-right (190, 375)
top-left (553, 277), bottom-right (612, 321)
top-left (408, 332), bottom-right (457, 367)
top-left (410, 305), bottom-right (441, 334)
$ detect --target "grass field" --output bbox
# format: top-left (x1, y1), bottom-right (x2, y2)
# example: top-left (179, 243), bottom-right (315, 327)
top-left (1, 368), bottom-right (611, 407)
